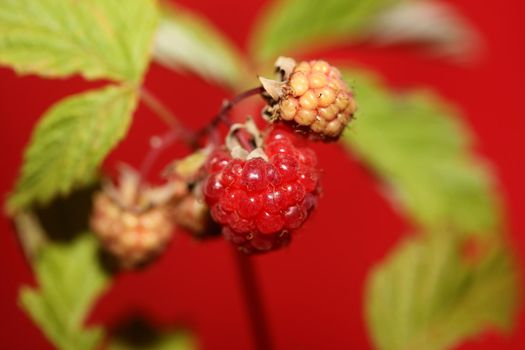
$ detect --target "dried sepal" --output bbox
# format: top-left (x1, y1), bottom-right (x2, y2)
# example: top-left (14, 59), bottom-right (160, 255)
top-left (259, 76), bottom-right (286, 101)
top-left (225, 117), bottom-right (268, 161)
top-left (104, 165), bottom-right (186, 212)
top-left (274, 56), bottom-right (297, 80)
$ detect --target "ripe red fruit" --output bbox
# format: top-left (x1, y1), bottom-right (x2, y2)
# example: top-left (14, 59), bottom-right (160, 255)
top-left (203, 127), bottom-right (321, 254)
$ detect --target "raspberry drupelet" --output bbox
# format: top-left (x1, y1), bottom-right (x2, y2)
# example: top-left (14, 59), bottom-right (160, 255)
top-left (203, 126), bottom-right (321, 254)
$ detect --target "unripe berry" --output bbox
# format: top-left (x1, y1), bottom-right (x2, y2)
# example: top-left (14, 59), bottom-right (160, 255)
top-left (262, 58), bottom-right (356, 140)
top-left (172, 194), bottom-right (221, 239)
top-left (91, 192), bottom-right (175, 268)
top-left (90, 167), bottom-right (185, 268)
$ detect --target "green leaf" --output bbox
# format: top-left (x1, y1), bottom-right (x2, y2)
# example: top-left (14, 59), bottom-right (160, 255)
top-left (19, 234), bottom-right (110, 350)
top-left (250, 0), bottom-right (480, 64)
top-left (342, 70), bottom-right (500, 235)
top-left (366, 235), bottom-right (518, 350)
top-left (13, 211), bottom-right (48, 260)
top-left (250, 0), bottom-right (404, 62)
top-left (7, 85), bottom-right (137, 213)
top-left (153, 3), bottom-right (250, 90)
top-left (109, 330), bottom-right (197, 350)
top-left (0, 0), bottom-right (159, 82)
top-left (363, 1), bottom-right (481, 62)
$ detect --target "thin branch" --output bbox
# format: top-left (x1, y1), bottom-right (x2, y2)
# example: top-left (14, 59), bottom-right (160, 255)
top-left (196, 86), bottom-right (265, 141)
top-left (140, 87), bottom-right (181, 129)
top-left (136, 86), bottom-right (264, 188)
top-left (137, 129), bottom-right (184, 189)
top-left (236, 129), bottom-right (256, 152)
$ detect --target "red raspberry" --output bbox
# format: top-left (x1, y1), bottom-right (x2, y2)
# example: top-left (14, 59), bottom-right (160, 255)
top-left (203, 127), bottom-right (320, 254)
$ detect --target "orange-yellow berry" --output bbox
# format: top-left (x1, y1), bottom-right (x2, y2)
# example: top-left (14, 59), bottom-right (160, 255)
top-left (274, 59), bottom-right (356, 140)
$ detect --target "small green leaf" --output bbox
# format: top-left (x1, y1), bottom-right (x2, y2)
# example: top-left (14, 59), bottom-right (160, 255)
top-left (109, 330), bottom-right (197, 350)
top-left (148, 332), bottom-right (196, 350)
top-left (8, 85), bottom-right (137, 213)
top-left (13, 211), bottom-right (48, 260)
top-left (19, 234), bottom-right (110, 350)
top-left (0, 0), bottom-right (159, 82)
top-left (342, 70), bottom-right (500, 235)
top-left (363, 1), bottom-right (481, 62)
top-left (366, 235), bottom-right (518, 350)
top-left (153, 3), bottom-right (250, 89)
top-left (250, 0), bottom-right (404, 62)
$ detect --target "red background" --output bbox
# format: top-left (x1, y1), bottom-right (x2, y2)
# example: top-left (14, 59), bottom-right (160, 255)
top-left (1, 0), bottom-right (524, 349)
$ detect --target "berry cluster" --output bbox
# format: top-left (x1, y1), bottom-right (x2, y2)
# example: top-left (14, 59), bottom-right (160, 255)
top-left (89, 57), bottom-right (353, 262)
top-left (265, 59), bottom-right (356, 140)
top-left (203, 126), bottom-right (320, 254)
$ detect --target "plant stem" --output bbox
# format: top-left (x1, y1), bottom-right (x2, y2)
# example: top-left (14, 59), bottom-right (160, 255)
top-left (137, 88), bottom-right (197, 188)
top-left (233, 248), bottom-right (273, 350)
top-left (236, 129), bottom-right (256, 152)
top-left (140, 87), bottom-right (184, 130)
top-left (137, 129), bottom-right (184, 189)
top-left (196, 86), bottom-right (265, 141)
top-left (137, 86), bottom-right (264, 187)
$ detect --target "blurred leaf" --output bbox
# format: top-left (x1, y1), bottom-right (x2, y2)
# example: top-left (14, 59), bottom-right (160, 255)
top-left (109, 330), bottom-right (197, 350)
top-left (20, 234), bottom-right (109, 350)
top-left (13, 211), bottom-right (48, 261)
top-left (153, 3), bottom-right (250, 89)
top-left (363, 1), bottom-right (481, 62)
top-left (342, 70), bottom-right (500, 235)
top-left (250, 0), bottom-right (480, 63)
top-left (250, 0), bottom-right (404, 62)
top-left (165, 146), bottom-right (211, 181)
top-left (0, 0), bottom-right (159, 82)
top-left (366, 235), bottom-right (518, 350)
top-left (7, 86), bottom-right (137, 213)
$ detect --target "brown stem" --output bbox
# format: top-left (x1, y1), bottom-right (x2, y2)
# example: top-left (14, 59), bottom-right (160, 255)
top-left (233, 248), bottom-right (273, 350)
top-left (196, 86), bottom-right (265, 141)
top-left (137, 87), bottom-right (264, 188)
top-left (235, 129), bottom-right (256, 152)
